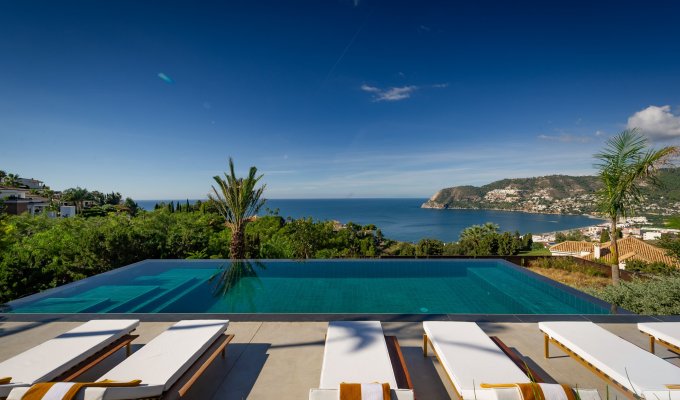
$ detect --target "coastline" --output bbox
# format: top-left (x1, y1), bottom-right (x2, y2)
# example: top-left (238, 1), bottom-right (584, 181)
top-left (421, 203), bottom-right (603, 219)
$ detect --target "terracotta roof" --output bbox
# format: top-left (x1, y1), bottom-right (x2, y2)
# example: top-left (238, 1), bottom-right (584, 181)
top-left (584, 236), bottom-right (679, 266)
top-left (549, 241), bottom-right (596, 254)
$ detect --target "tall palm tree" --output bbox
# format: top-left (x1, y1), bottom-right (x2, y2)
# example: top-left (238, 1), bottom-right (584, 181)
top-left (595, 129), bottom-right (677, 284)
top-left (209, 158), bottom-right (266, 259)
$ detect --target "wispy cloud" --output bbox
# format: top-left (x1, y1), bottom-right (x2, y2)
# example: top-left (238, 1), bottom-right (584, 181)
top-left (627, 105), bottom-right (680, 142)
top-left (360, 83), bottom-right (447, 102)
top-left (537, 134), bottom-right (593, 143)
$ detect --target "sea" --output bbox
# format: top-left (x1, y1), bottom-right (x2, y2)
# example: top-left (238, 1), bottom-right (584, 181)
top-left (136, 198), bottom-right (602, 243)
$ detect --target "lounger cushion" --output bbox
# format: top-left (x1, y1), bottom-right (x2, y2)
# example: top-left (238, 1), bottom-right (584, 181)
top-left (641, 390), bottom-right (680, 400)
top-left (0, 319), bottom-right (139, 398)
top-left (319, 321), bottom-right (398, 389)
top-left (539, 321), bottom-right (680, 393)
top-left (639, 322), bottom-right (680, 349)
top-left (424, 321), bottom-right (530, 400)
top-left (80, 319), bottom-right (229, 400)
top-left (309, 388), bottom-right (415, 400)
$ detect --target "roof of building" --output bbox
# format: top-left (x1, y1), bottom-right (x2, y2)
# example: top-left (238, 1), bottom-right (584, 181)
top-left (549, 240), bottom-right (596, 254)
top-left (584, 236), bottom-right (679, 266)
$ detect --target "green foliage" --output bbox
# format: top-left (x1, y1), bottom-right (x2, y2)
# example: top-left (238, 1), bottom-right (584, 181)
top-left (657, 233), bottom-right (680, 261)
top-left (555, 230), bottom-right (587, 243)
top-left (209, 158), bottom-right (266, 259)
top-left (0, 209), bottom-right (393, 302)
top-left (624, 259), bottom-right (676, 276)
top-left (665, 215), bottom-right (680, 229)
top-left (391, 242), bottom-right (416, 256)
top-left (599, 229), bottom-right (610, 243)
top-left (416, 238), bottom-right (444, 256)
top-left (456, 223), bottom-right (529, 256)
top-left (586, 275), bottom-right (680, 314)
top-left (529, 257), bottom-right (608, 277)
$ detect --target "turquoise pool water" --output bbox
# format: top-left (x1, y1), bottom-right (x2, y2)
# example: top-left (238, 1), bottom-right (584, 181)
top-left (3, 260), bottom-right (610, 314)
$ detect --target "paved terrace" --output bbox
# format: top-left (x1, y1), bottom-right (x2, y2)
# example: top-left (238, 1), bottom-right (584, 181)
top-left (1, 319), bottom-right (679, 400)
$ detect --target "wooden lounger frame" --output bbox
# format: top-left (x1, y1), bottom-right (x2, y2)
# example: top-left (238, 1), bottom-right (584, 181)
top-left (385, 335), bottom-right (414, 391)
top-left (162, 333), bottom-right (235, 400)
top-left (423, 333), bottom-right (545, 399)
top-left (640, 330), bottom-right (680, 355)
top-left (54, 333), bottom-right (138, 382)
top-left (542, 332), bottom-right (636, 400)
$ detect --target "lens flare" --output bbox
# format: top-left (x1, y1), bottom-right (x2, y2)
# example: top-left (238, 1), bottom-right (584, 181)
top-left (157, 72), bottom-right (174, 84)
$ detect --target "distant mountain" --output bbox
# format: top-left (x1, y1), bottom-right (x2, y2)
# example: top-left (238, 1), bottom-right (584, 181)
top-left (422, 168), bottom-right (680, 216)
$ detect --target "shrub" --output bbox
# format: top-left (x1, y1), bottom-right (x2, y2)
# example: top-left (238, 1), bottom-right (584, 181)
top-left (416, 238), bottom-right (444, 256)
top-left (624, 259), bottom-right (676, 276)
top-left (586, 275), bottom-right (680, 314)
top-left (528, 257), bottom-right (608, 277)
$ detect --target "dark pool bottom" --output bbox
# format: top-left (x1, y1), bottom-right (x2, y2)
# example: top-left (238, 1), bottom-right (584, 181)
top-left (4, 259), bottom-right (612, 314)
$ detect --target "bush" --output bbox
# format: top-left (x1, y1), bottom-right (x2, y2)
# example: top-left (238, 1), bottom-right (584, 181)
top-left (624, 259), bottom-right (676, 276)
top-left (416, 238), bottom-right (444, 256)
top-left (586, 275), bottom-right (680, 314)
top-left (528, 257), bottom-right (608, 277)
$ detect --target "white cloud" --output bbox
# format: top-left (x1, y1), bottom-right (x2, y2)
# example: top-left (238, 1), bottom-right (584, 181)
top-left (360, 84), bottom-right (380, 93)
top-left (360, 83), bottom-right (446, 102)
top-left (595, 130), bottom-right (605, 136)
top-left (537, 134), bottom-right (592, 143)
top-left (627, 105), bottom-right (680, 141)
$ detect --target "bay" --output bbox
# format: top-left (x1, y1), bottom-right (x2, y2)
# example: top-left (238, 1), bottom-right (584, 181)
top-left (137, 198), bottom-right (601, 243)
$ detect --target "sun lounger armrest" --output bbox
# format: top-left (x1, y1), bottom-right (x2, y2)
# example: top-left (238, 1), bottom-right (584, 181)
top-left (309, 388), bottom-right (415, 400)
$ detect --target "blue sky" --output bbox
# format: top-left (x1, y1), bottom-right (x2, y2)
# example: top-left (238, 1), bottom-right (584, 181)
top-left (2, 0), bottom-right (680, 199)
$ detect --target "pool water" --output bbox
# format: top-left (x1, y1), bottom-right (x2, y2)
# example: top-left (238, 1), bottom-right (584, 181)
top-left (4, 260), bottom-right (611, 314)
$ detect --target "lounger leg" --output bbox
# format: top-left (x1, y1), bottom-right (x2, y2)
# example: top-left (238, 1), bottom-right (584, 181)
top-left (221, 347), bottom-right (226, 359)
top-left (650, 336), bottom-right (655, 354)
top-left (126, 343), bottom-right (131, 357)
top-left (543, 334), bottom-right (549, 358)
top-left (423, 334), bottom-right (428, 357)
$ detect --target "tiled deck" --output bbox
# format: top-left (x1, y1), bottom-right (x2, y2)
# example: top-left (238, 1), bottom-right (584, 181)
top-left (1, 320), bottom-right (678, 399)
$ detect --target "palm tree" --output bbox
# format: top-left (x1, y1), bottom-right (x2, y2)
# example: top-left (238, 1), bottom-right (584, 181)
top-left (0, 170), bottom-right (6, 183)
top-left (594, 129), bottom-right (677, 284)
top-left (209, 158), bottom-right (266, 259)
top-left (3, 173), bottom-right (21, 188)
top-left (62, 187), bottom-right (92, 214)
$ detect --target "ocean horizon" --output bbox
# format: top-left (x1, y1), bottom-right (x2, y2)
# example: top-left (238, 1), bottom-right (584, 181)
top-left (137, 198), bottom-right (601, 243)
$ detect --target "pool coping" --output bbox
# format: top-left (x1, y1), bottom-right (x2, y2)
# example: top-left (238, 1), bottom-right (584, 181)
top-left (1, 313), bottom-right (677, 323)
top-left (2, 258), bottom-right (630, 316)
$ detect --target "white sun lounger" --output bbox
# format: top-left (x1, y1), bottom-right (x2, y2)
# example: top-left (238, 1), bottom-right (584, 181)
top-left (639, 322), bottom-right (680, 354)
top-left (540, 321), bottom-right (680, 400)
top-left (0, 319), bottom-right (139, 398)
top-left (7, 319), bottom-right (232, 400)
top-left (424, 321), bottom-right (600, 400)
top-left (309, 321), bottom-right (415, 400)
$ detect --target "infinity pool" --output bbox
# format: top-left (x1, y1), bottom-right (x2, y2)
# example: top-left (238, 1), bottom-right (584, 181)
top-left (3, 259), bottom-right (611, 314)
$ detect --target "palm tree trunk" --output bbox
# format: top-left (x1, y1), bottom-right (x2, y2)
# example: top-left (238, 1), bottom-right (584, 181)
top-left (610, 218), bottom-right (620, 286)
top-left (230, 228), bottom-right (245, 260)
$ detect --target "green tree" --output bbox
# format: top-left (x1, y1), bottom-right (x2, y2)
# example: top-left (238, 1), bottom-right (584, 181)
top-left (595, 129), bottom-right (677, 284)
top-left (209, 158), bottom-right (266, 259)
top-left (3, 173), bottom-right (21, 187)
top-left (62, 187), bottom-right (92, 214)
top-left (416, 238), bottom-right (444, 256)
top-left (599, 229), bottom-right (610, 243)
top-left (458, 223), bottom-right (500, 256)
